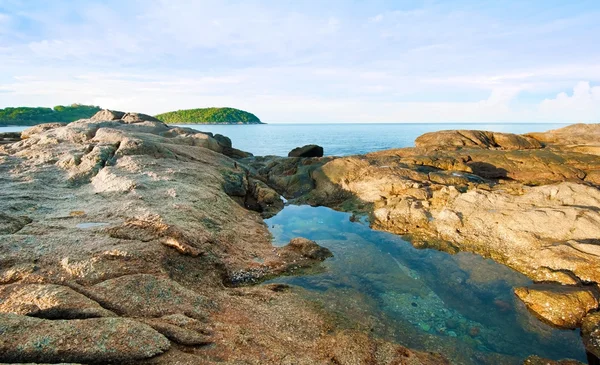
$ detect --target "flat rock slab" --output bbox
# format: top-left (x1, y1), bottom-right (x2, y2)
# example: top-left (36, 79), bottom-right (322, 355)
top-left (0, 283), bottom-right (115, 319)
top-left (0, 313), bottom-right (170, 363)
top-left (91, 274), bottom-right (208, 318)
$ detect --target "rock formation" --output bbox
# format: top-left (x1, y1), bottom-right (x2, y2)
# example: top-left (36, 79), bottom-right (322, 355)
top-left (288, 144), bottom-right (324, 157)
top-left (247, 123), bottom-right (600, 359)
top-left (0, 110), bottom-right (447, 364)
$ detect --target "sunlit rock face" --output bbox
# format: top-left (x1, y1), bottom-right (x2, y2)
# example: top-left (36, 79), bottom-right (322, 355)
top-left (0, 110), bottom-right (449, 364)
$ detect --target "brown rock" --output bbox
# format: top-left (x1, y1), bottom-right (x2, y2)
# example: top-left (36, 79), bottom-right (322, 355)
top-left (319, 329), bottom-right (451, 365)
top-left (21, 123), bottom-right (67, 139)
top-left (415, 130), bottom-right (542, 151)
top-left (0, 283), bottom-right (115, 319)
top-left (121, 112), bottom-right (162, 123)
top-left (284, 237), bottom-right (333, 261)
top-left (527, 123), bottom-right (600, 147)
top-left (90, 109), bottom-right (125, 121)
top-left (582, 311), bottom-right (600, 358)
top-left (514, 285), bottom-right (599, 329)
top-left (91, 274), bottom-right (208, 319)
top-left (0, 313), bottom-right (170, 363)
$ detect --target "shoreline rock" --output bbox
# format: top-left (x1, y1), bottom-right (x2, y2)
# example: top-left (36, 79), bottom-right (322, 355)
top-left (248, 123), bottom-right (600, 358)
top-left (0, 109), bottom-right (448, 364)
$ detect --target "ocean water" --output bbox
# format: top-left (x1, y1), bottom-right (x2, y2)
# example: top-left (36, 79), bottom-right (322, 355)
top-left (1, 123), bottom-right (569, 156)
top-left (266, 205), bottom-right (587, 365)
top-left (178, 123), bottom-right (569, 156)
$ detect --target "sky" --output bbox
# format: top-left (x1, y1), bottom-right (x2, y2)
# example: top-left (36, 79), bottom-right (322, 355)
top-left (0, 0), bottom-right (599, 123)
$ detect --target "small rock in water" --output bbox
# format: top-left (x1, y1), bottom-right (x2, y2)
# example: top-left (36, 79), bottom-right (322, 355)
top-left (469, 326), bottom-right (481, 337)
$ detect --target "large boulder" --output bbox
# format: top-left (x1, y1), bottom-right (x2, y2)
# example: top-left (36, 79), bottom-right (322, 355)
top-left (514, 285), bottom-right (599, 329)
top-left (288, 144), bottom-right (324, 157)
top-left (90, 109), bottom-right (125, 121)
top-left (415, 130), bottom-right (542, 151)
top-left (0, 313), bottom-right (170, 363)
top-left (122, 112), bottom-right (162, 123)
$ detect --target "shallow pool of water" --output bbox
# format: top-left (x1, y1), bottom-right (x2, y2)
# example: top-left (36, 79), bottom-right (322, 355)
top-left (265, 205), bottom-right (586, 365)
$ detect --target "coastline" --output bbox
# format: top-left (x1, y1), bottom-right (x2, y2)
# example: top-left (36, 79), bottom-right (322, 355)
top-left (0, 110), bottom-right (598, 364)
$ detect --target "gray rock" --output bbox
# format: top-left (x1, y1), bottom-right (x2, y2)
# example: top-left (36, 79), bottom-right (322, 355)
top-left (214, 134), bottom-right (232, 148)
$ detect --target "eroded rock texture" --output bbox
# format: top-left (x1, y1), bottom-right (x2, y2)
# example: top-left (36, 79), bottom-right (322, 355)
top-left (248, 123), bottom-right (600, 358)
top-left (0, 110), bottom-right (446, 364)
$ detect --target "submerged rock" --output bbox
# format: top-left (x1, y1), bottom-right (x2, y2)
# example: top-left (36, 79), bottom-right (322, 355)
top-left (288, 144), bottom-right (324, 157)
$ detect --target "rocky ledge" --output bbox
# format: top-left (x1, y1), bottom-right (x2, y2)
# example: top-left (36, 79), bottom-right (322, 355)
top-left (0, 110), bottom-right (448, 364)
top-left (245, 123), bottom-right (600, 360)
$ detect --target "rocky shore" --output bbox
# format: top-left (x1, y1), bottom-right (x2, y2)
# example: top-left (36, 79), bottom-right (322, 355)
top-left (0, 111), bottom-right (448, 364)
top-left (1, 110), bottom-right (599, 364)
top-left (245, 123), bottom-right (600, 361)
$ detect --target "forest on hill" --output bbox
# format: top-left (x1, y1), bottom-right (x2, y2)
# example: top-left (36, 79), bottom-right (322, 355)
top-left (155, 107), bottom-right (263, 124)
top-left (0, 104), bottom-right (101, 126)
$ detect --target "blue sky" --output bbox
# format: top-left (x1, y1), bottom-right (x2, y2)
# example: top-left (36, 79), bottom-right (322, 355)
top-left (0, 0), bottom-right (599, 123)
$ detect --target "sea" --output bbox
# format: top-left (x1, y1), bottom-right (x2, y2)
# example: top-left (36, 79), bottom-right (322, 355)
top-left (0, 123), bottom-right (569, 156)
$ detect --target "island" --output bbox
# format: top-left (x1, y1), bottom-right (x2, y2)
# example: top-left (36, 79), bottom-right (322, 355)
top-left (0, 104), bottom-right (100, 126)
top-left (0, 105), bottom-right (263, 126)
top-left (155, 107), bottom-right (264, 124)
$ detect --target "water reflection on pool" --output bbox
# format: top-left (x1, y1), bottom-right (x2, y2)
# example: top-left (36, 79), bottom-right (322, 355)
top-left (265, 205), bottom-right (586, 365)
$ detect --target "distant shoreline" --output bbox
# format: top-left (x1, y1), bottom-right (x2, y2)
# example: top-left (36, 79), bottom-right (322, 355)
top-left (172, 122), bottom-right (266, 125)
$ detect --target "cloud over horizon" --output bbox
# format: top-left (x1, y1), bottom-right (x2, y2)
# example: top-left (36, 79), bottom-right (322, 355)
top-left (0, 0), bottom-right (599, 123)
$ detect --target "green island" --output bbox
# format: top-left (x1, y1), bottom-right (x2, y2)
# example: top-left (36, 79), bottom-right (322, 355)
top-left (0, 106), bottom-right (264, 126)
top-left (0, 104), bottom-right (101, 126)
top-left (154, 107), bottom-right (264, 124)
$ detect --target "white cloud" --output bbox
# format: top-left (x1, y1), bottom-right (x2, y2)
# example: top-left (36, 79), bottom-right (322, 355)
top-left (0, 2), bottom-right (599, 123)
top-left (539, 82), bottom-right (600, 122)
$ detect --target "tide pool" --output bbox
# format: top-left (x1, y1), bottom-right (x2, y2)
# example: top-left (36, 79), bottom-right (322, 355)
top-left (265, 205), bottom-right (586, 365)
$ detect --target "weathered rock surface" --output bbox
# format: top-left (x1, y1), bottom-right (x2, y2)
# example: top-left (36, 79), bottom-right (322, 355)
top-left (288, 144), bottom-right (324, 157)
top-left (0, 110), bottom-right (446, 364)
top-left (416, 129), bottom-right (542, 151)
top-left (0, 283), bottom-right (115, 319)
top-left (0, 313), bottom-right (170, 363)
top-left (582, 311), bottom-right (600, 358)
top-left (527, 123), bottom-right (600, 147)
top-left (21, 122), bottom-right (67, 139)
top-left (249, 124), bottom-right (600, 360)
top-left (514, 285), bottom-right (599, 329)
top-left (229, 237), bottom-right (333, 285)
top-left (90, 274), bottom-right (208, 318)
